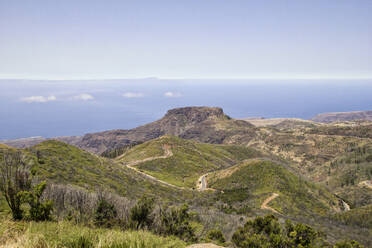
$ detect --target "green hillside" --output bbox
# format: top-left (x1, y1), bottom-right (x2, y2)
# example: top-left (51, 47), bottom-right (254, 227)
top-left (327, 143), bottom-right (372, 187)
top-left (117, 135), bottom-right (262, 188)
top-left (333, 204), bottom-right (372, 229)
top-left (208, 159), bottom-right (341, 216)
top-left (27, 140), bottom-right (184, 200)
top-left (323, 143), bottom-right (372, 208)
top-left (0, 144), bottom-right (13, 149)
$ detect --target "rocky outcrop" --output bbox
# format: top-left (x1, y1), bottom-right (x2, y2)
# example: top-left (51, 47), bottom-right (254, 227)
top-left (77, 106), bottom-right (254, 154)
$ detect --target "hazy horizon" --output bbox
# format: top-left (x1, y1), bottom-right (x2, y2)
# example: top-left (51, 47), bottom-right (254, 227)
top-left (1, 79), bottom-right (372, 140)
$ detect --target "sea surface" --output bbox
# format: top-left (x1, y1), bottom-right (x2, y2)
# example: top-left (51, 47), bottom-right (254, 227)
top-left (1, 79), bottom-right (371, 140)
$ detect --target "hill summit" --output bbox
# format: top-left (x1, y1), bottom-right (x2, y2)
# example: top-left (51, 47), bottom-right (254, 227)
top-left (77, 106), bottom-right (254, 154)
top-left (164, 106), bottom-right (229, 122)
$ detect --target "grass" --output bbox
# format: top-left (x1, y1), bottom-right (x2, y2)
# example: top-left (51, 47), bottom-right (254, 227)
top-left (0, 218), bottom-right (186, 248)
top-left (117, 135), bottom-right (261, 188)
top-left (0, 196), bottom-right (187, 248)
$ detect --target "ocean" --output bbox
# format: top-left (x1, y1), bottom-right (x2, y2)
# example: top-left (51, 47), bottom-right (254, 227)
top-left (1, 79), bottom-right (371, 139)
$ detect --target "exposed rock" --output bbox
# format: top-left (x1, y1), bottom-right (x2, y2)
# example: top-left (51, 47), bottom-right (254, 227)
top-left (76, 106), bottom-right (255, 154)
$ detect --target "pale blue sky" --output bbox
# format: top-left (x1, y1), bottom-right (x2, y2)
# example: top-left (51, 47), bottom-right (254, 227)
top-left (0, 0), bottom-right (371, 79)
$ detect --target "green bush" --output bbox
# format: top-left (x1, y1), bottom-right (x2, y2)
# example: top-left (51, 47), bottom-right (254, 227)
top-left (206, 229), bottom-right (225, 245)
top-left (130, 196), bottom-right (154, 230)
top-left (0, 150), bottom-right (32, 220)
top-left (232, 215), bottom-right (325, 248)
top-left (19, 181), bottom-right (53, 221)
top-left (334, 240), bottom-right (364, 248)
top-left (160, 204), bottom-right (196, 242)
top-left (285, 220), bottom-right (320, 247)
top-left (94, 199), bottom-right (118, 228)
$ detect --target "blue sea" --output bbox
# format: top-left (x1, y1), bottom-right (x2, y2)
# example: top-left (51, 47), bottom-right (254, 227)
top-left (1, 79), bottom-right (371, 140)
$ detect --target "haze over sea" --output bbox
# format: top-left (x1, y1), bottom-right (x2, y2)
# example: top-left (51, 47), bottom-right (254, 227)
top-left (1, 79), bottom-right (371, 140)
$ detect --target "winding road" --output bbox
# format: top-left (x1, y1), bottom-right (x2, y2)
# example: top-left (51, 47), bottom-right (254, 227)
top-left (197, 174), bottom-right (208, 191)
top-left (121, 149), bottom-right (282, 214)
top-left (121, 145), bottom-right (184, 190)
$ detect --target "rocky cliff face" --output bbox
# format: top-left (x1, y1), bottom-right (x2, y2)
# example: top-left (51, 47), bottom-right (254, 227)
top-left (312, 110), bottom-right (372, 123)
top-left (76, 106), bottom-right (254, 154)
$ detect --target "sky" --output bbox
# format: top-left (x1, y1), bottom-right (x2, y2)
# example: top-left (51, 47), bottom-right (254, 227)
top-left (0, 0), bottom-right (371, 80)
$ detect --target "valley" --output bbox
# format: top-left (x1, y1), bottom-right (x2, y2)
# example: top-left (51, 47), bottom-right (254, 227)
top-left (1, 106), bottom-right (372, 247)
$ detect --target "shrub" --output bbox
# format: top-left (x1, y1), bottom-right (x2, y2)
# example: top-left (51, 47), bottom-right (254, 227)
top-left (94, 199), bottom-right (118, 228)
top-left (232, 215), bottom-right (324, 248)
top-left (334, 240), bottom-right (364, 248)
top-left (160, 204), bottom-right (196, 242)
top-left (0, 151), bottom-right (31, 220)
top-left (130, 196), bottom-right (154, 230)
top-left (19, 181), bottom-right (53, 221)
top-left (206, 229), bottom-right (225, 245)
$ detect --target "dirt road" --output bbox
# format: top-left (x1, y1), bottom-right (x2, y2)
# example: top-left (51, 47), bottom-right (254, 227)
top-left (122, 145), bottom-right (184, 190)
top-left (125, 145), bottom-right (173, 167)
top-left (260, 193), bottom-right (279, 213)
top-left (197, 174), bottom-right (207, 190)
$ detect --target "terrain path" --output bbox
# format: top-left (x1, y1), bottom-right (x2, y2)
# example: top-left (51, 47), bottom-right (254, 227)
top-left (187, 243), bottom-right (225, 248)
top-left (196, 158), bottom-right (280, 192)
top-left (125, 144), bottom-right (173, 167)
top-left (197, 173), bottom-right (215, 191)
top-left (359, 180), bottom-right (372, 189)
top-left (198, 174), bottom-right (207, 190)
top-left (261, 193), bottom-right (279, 213)
top-left (122, 145), bottom-right (184, 190)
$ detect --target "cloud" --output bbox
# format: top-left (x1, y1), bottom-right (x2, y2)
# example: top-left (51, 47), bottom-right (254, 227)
top-left (20, 95), bottom-right (56, 103)
top-left (122, 92), bottom-right (144, 98)
top-left (71, 93), bottom-right (94, 101)
top-left (164, 91), bottom-right (182, 98)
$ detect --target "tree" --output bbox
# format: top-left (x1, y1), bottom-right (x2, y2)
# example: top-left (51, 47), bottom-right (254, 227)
top-left (232, 215), bottom-right (325, 248)
top-left (0, 151), bottom-right (31, 220)
top-left (130, 196), bottom-right (154, 229)
top-left (94, 199), bottom-right (117, 228)
top-left (19, 181), bottom-right (53, 221)
top-left (285, 219), bottom-right (321, 247)
top-left (160, 204), bottom-right (196, 241)
top-left (232, 215), bottom-right (285, 248)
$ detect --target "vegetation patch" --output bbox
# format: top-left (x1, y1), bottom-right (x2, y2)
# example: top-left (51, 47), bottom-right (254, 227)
top-left (209, 160), bottom-right (340, 216)
top-left (118, 135), bottom-right (261, 188)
